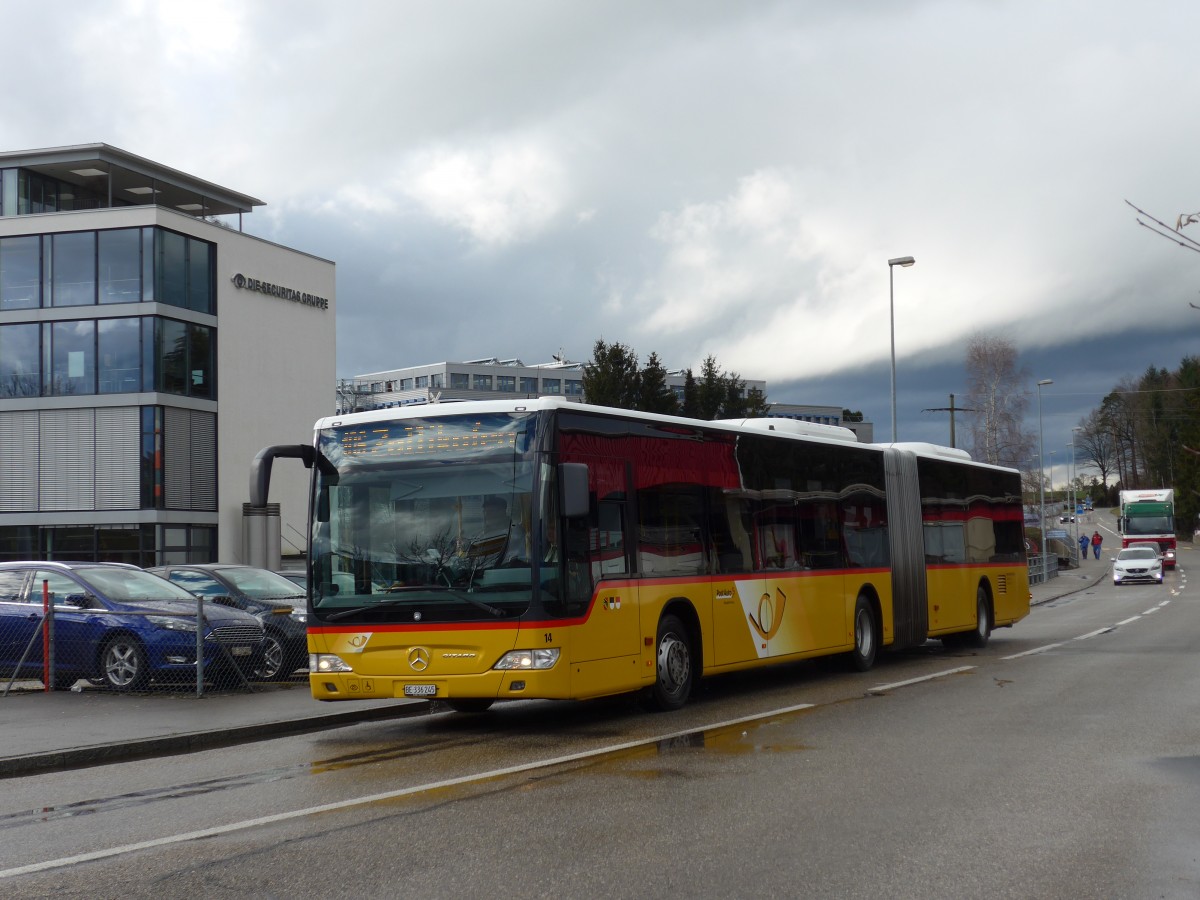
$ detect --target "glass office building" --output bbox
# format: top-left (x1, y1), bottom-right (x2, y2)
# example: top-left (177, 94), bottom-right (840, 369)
top-left (0, 144), bottom-right (335, 565)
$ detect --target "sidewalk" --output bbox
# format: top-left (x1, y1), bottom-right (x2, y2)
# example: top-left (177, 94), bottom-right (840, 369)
top-left (0, 564), bottom-right (1112, 779)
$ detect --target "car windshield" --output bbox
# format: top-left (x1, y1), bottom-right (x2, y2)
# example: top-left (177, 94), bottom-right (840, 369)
top-left (79, 567), bottom-right (203, 603)
top-left (310, 411), bottom-right (541, 622)
top-left (219, 567), bottom-right (306, 600)
top-left (1118, 548), bottom-right (1156, 561)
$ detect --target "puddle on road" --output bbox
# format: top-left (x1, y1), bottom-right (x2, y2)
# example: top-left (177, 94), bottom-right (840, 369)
top-left (5, 704), bottom-right (819, 825)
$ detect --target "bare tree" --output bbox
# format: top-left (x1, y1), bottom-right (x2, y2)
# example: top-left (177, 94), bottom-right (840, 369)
top-left (963, 333), bottom-right (1034, 468)
top-left (1075, 410), bottom-right (1117, 491)
top-left (1100, 378), bottom-right (1142, 487)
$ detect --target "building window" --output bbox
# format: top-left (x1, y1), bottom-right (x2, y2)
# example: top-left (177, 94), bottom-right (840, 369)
top-left (0, 226), bottom-right (213, 312)
top-left (0, 323), bottom-right (39, 397)
top-left (47, 320), bottom-right (96, 395)
top-left (399, 378), bottom-right (412, 390)
top-left (450, 372), bottom-right (469, 389)
top-left (153, 318), bottom-right (214, 399)
top-left (497, 375), bottom-right (515, 392)
top-left (565, 379), bottom-right (583, 396)
top-left (98, 318), bottom-right (140, 394)
top-left (51, 232), bottom-right (96, 307)
top-left (0, 235), bottom-right (40, 310)
top-left (542, 378), bottom-right (561, 394)
top-left (156, 230), bottom-right (186, 308)
top-left (519, 377), bottom-right (537, 393)
top-left (431, 373), bottom-right (443, 388)
top-left (187, 238), bottom-right (211, 313)
top-left (158, 524), bottom-right (216, 565)
top-left (98, 229), bottom-right (141, 304)
top-left (155, 229), bottom-right (213, 314)
top-left (188, 323), bottom-right (213, 399)
top-left (473, 374), bottom-right (493, 390)
top-left (415, 375), bottom-right (428, 388)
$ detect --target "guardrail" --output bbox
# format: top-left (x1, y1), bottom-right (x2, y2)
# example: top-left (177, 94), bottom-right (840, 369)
top-left (1028, 552), bottom-right (1059, 585)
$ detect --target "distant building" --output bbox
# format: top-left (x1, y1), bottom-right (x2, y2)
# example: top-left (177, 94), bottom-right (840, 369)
top-left (0, 144), bottom-right (334, 565)
top-left (339, 356), bottom-right (872, 441)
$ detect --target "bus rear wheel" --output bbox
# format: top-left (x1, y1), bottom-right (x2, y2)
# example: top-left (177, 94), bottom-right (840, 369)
top-left (849, 595), bottom-right (878, 672)
top-left (963, 585), bottom-right (992, 649)
top-left (648, 614), bottom-right (693, 711)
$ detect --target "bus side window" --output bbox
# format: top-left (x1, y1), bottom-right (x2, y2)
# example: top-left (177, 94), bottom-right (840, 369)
top-left (564, 512), bottom-right (593, 615)
top-left (709, 490), bottom-right (750, 574)
top-left (595, 502), bottom-right (628, 577)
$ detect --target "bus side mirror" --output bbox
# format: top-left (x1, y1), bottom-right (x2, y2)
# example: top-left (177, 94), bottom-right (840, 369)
top-left (559, 463), bottom-right (590, 519)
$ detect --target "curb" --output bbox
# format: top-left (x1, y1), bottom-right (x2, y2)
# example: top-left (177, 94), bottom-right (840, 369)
top-left (0, 699), bottom-right (433, 780)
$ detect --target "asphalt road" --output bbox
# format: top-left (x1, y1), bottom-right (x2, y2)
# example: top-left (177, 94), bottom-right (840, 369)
top-left (1, 562), bottom-right (1196, 899)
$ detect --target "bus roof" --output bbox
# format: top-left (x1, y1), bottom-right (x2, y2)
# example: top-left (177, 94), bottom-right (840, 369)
top-left (315, 397), bottom-right (1013, 471)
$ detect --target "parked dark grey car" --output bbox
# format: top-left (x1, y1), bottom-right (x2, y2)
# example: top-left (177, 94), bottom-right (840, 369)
top-left (147, 564), bottom-right (307, 680)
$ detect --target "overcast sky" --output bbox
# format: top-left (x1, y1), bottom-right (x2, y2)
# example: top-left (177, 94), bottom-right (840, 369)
top-left (6, 0), bottom-right (1200, 471)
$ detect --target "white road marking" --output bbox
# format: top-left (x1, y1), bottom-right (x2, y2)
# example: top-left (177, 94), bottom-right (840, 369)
top-left (1073, 627), bottom-right (1113, 641)
top-left (1115, 617), bottom-right (1142, 627)
top-left (866, 666), bottom-right (975, 695)
top-left (0, 702), bottom-right (816, 879)
top-left (1001, 643), bottom-right (1064, 659)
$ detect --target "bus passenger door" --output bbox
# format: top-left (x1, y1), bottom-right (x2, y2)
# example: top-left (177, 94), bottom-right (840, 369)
top-left (562, 461), bottom-right (641, 693)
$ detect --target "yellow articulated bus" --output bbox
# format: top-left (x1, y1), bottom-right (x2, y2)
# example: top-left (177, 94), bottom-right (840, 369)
top-left (250, 398), bottom-right (1029, 712)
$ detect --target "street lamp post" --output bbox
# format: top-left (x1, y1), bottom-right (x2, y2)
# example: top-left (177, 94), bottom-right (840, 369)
top-left (1071, 426), bottom-right (1083, 558)
top-left (1048, 450), bottom-right (1057, 507)
top-left (888, 256), bottom-right (916, 442)
top-left (1037, 379), bottom-right (1053, 573)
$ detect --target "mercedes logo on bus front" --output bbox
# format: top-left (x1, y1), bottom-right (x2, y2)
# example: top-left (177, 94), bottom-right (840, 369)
top-left (408, 647), bottom-right (431, 672)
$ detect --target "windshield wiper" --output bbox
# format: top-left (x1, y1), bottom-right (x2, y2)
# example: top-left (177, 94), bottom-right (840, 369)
top-left (324, 588), bottom-right (506, 621)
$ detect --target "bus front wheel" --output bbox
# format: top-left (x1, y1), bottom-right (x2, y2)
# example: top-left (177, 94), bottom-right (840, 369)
top-left (849, 595), bottom-right (878, 672)
top-left (648, 614), bottom-right (693, 711)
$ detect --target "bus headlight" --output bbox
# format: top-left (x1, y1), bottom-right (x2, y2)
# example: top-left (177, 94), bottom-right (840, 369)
top-left (310, 653), bottom-right (354, 673)
top-left (494, 648), bottom-right (560, 670)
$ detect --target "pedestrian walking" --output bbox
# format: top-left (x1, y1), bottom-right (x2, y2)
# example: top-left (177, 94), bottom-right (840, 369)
top-left (1079, 533), bottom-right (1089, 561)
top-left (1091, 530), bottom-right (1103, 559)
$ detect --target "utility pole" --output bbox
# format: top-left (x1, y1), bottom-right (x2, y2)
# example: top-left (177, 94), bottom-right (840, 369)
top-left (921, 394), bottom-right (976, 448)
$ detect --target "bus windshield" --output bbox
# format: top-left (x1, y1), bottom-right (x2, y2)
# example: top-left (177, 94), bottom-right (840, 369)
top-left (310, 411), bottom-right (541, 623)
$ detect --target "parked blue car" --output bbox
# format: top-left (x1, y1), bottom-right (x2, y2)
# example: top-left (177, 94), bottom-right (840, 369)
top-left (0, 561), bottom-right (265, 691)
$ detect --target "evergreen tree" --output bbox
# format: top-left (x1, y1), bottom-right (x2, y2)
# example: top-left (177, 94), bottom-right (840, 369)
top-left (697, 355), bottom-right (726, 420)
top-left (581, 339), bottom-right (640, 409)
top-left (681, 369), bottom-right (700, 418)
top-left (745, 386), bottom-right (770, 416)
top-left (637, 352), bottom-right (679, 414)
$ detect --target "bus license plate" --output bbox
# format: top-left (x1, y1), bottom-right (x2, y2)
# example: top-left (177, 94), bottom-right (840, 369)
top-left (404, 684), bottom-right (437, 697)
top-left (231, 646), bottom-right (252, 656)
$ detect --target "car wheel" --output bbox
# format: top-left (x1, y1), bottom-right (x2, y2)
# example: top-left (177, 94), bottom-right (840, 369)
top-left (253, 631), bottom-right (289, 681)
top-left (100, 635), bottom-right (149, 691)
top-left (646, 613), bottom-right (694, 711)
top-left (849, 594), bottom-right (878, 671)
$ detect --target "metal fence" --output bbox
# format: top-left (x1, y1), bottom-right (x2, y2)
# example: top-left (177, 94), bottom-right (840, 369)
top-left (1028, 552), bottom-right (1060, 585)
top-left (2, 592), bottom-right (270, 698)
